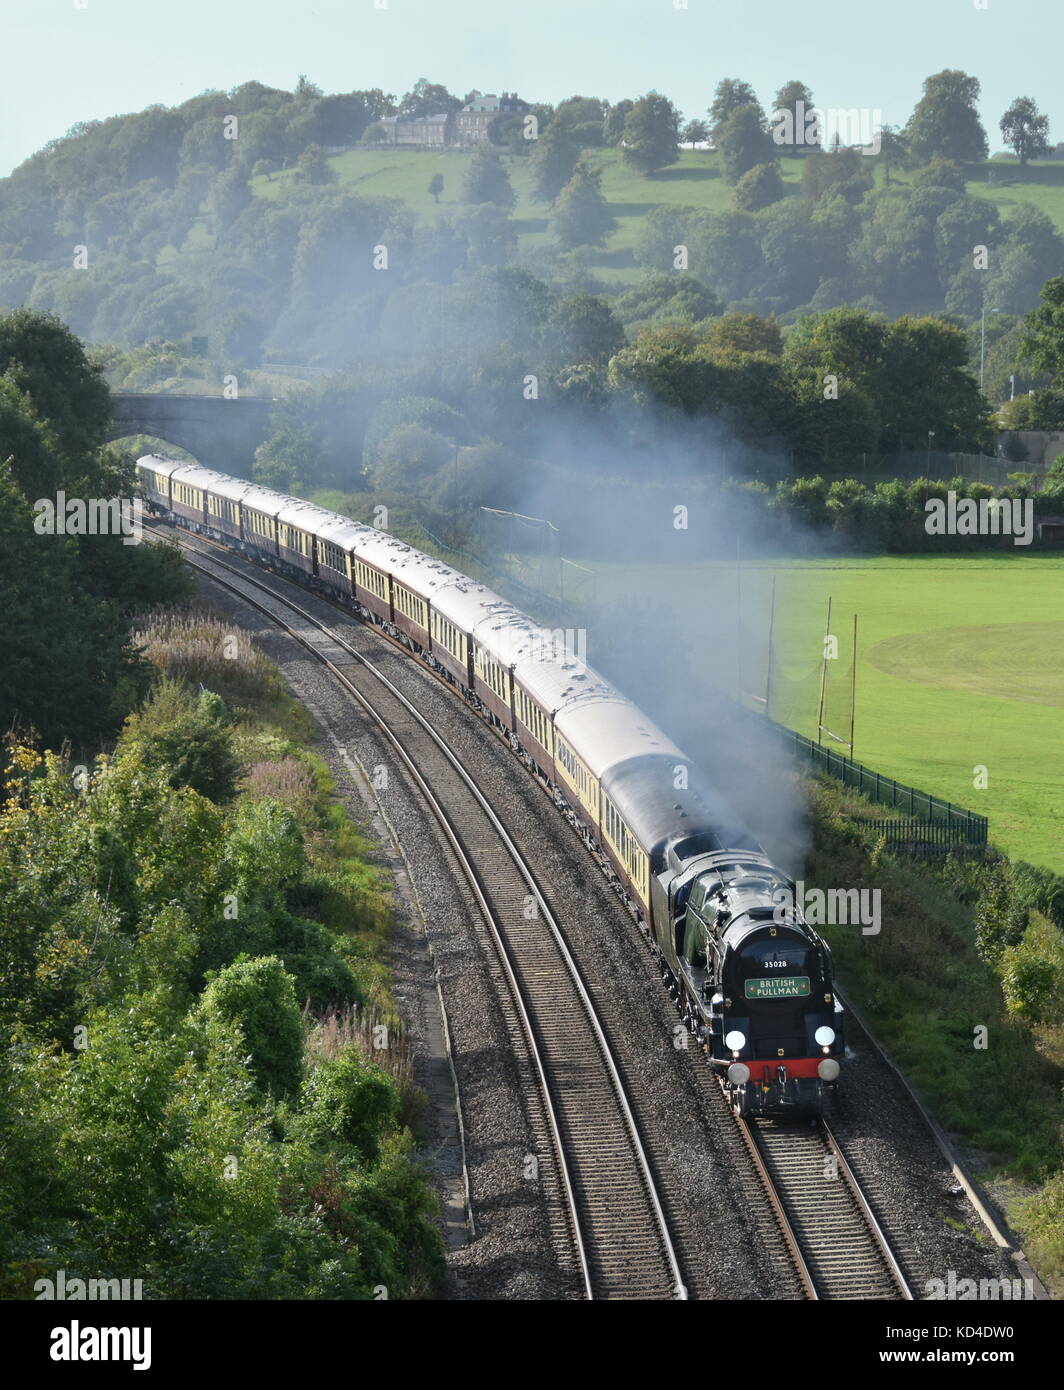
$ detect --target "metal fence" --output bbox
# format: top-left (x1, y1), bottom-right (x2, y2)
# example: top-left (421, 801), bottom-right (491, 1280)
top-left (812, 451), bottom-right (1020, 489)
top-left (776, 723), bottom-right (988, 848)
top-left (864, 818), bottom-right (986, 857)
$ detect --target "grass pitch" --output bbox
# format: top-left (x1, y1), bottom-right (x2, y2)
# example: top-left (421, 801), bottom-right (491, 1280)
top-left (585, 551), bottom-right (1064, 872)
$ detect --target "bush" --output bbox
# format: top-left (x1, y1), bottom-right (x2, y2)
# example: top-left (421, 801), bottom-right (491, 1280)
top-left (199, 955), bottom-right (305, 1098)
top-left (975, 858), bottom-right (1030, 966)
top-left (124, 680), bottom-right (243, 803)
top-left (735, 161), bottom-right (784, 212)
top-left (299, 1047), bottom-right (400, 1163)
top-left (1001, 920), bottom-right (1064, 1024)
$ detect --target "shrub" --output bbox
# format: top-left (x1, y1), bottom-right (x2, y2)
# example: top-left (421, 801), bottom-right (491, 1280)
top-left (199, 955), bottom-right (305, 1098)
top-left (299, 1047), bottom-right (400, 1163)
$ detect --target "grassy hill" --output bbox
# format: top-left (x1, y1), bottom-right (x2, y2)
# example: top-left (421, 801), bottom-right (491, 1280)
top-left (251, 147), bottom-right (1064, 288)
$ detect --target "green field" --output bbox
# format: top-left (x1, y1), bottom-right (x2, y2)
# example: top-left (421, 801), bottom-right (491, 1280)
top-left (585, 552), bottom-right (1064, 872)
top-left (250, 147), bottom-right (1064, 288)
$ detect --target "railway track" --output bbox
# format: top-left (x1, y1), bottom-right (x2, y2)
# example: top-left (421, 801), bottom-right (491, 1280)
top-left (735, 1110), bottom-right (913, 1300)
top-left (160, 527), bottom-right (686, 1301)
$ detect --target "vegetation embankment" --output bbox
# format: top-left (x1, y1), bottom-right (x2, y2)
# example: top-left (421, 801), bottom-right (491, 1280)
top-left (0, 606), bottom-right (444, 1299)
top-left (807, 779), bottom-right (1064, 1296)
top-left (0, 313), bottom-right (442, 1299)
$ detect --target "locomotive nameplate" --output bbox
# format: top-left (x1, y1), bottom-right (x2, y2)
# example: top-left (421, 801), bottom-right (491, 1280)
top-left (744, 975), bottom-right (811, 1000)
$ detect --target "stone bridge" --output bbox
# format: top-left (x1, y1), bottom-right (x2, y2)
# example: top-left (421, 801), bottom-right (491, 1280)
top-left (108, 393), bottom-right (275, 478)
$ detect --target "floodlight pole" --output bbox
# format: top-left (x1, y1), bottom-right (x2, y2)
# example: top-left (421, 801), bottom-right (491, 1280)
top-left (849, 612), bottom-right (858, 760)
top-left (736, 533), bottom-right (743, 705)
top-left (764, 573), bottom-right (777, 719)
top-left (816, 595), bottom-right (832, 745)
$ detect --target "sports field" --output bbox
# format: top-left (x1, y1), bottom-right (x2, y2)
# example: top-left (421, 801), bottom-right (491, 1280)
top-left (585, 552), bottom-right (1064, 872)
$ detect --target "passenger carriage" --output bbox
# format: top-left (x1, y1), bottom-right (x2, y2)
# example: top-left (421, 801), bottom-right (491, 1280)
top-left (206, 474), bottom-right (256, 543)
top-left (467, 603), bottom-right (537, 730)
top-left (238, 482), bottom-right (289, 560)
top-left (554, 697), bottom-right (685, 913)
top-left (166, 463), bottom-right (217, 529)
top-left (428, 581), bottom-right (500, 689)
top-left (509, 654), bottom-right (614, 789)
top-left (137, 455), bottom-right (183, 513)
top-left (274, 498), bottom-right (339, 577)
top-left (345, 529), bottom-right (406, 625)
top-left (310, 515), bottom-right (364, 598)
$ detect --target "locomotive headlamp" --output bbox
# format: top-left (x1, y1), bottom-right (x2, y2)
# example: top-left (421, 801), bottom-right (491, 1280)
top-left (814, 1026), bottom-right (835, 1047)
top-left (727, 1063), bottom-right (750, 1086)
top-left (724, 1030), bottom-right (746, 1052)
top-left (818, 1058), bottom-right (841, 1081)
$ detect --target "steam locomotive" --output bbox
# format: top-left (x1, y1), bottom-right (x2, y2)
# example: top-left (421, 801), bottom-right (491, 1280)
top-left (137, 454), bottom-right (844, 1115)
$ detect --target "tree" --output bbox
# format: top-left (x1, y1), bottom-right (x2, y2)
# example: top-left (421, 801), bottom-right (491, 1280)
top-left (879, 315), bottom-right (993, 450)
top-left (1019, 276), bottom-right (1064, 385)
top-left (876, 124), bottom-right (909, 183)
top-left (1000, 97), bottom-right (1050, 167)
top-left (734, 161), bottom-right (784, 210)
top-left (681, 119), bottom-right (710, 145)
top-left (547, 294), bottom-right (625, 363)
top-left (362, 396), bottom-right (464, 471)
top-left (290, 144), bottom-right (335, 186)
top-left (488, 111), bottom-right (533, 156)
top-left (708, 79), bottom-right (762, 138)
top-left (790, 372), bottom-right (881, 464)
top-left (0, 309), bottom-right (112, 469)
top-left (252, 415), bottom-right (320, 493)
top-left (428, 173), bottom-right (444, 204)
top-left (801, 145), bottom-right (874, 204)
top-left (550, 157), bottom-right (617, 249)
top-left (0, 373), bottom-right (64, 500)
top-left (0, 461), bottom-right (147, 746)
top-left (704, 313), bottom-right (783, 357)
top-left (399, 78), bottom-right (462, 119)
top-left (460, 145), bottom-right (516, 210)
top-left (310, 92), bottom-right (394, 146)
top-left (530, 122), bottom-right (581, 201)
top-left (784, 307), bottom-right (888, 388)
top-left (369, 423), bottom-right (454, 493)
top-left (206, 164), bottom-right (254, 234)
top-left (614, 273), bottom-right (722, 327)
top-left (550, 96), bottom-right (608, 147)
top-left (772, 80), bottom-right (816, 153)
top-left (294, 74), bottom-right (323, 101)
top-left (717, 105), bottom-right (774, 185)
top-left (603, 99), bottom-right (634, 146)
top-left (621, 92), bottom-right (681, 175)
top-left (451, 204), bottom-right (517, 267)
top-left (905, 70), bottom-right (989, 165)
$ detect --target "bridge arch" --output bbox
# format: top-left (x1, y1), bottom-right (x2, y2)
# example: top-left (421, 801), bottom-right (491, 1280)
top-left (107, 393), bottom-right (274, 478)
